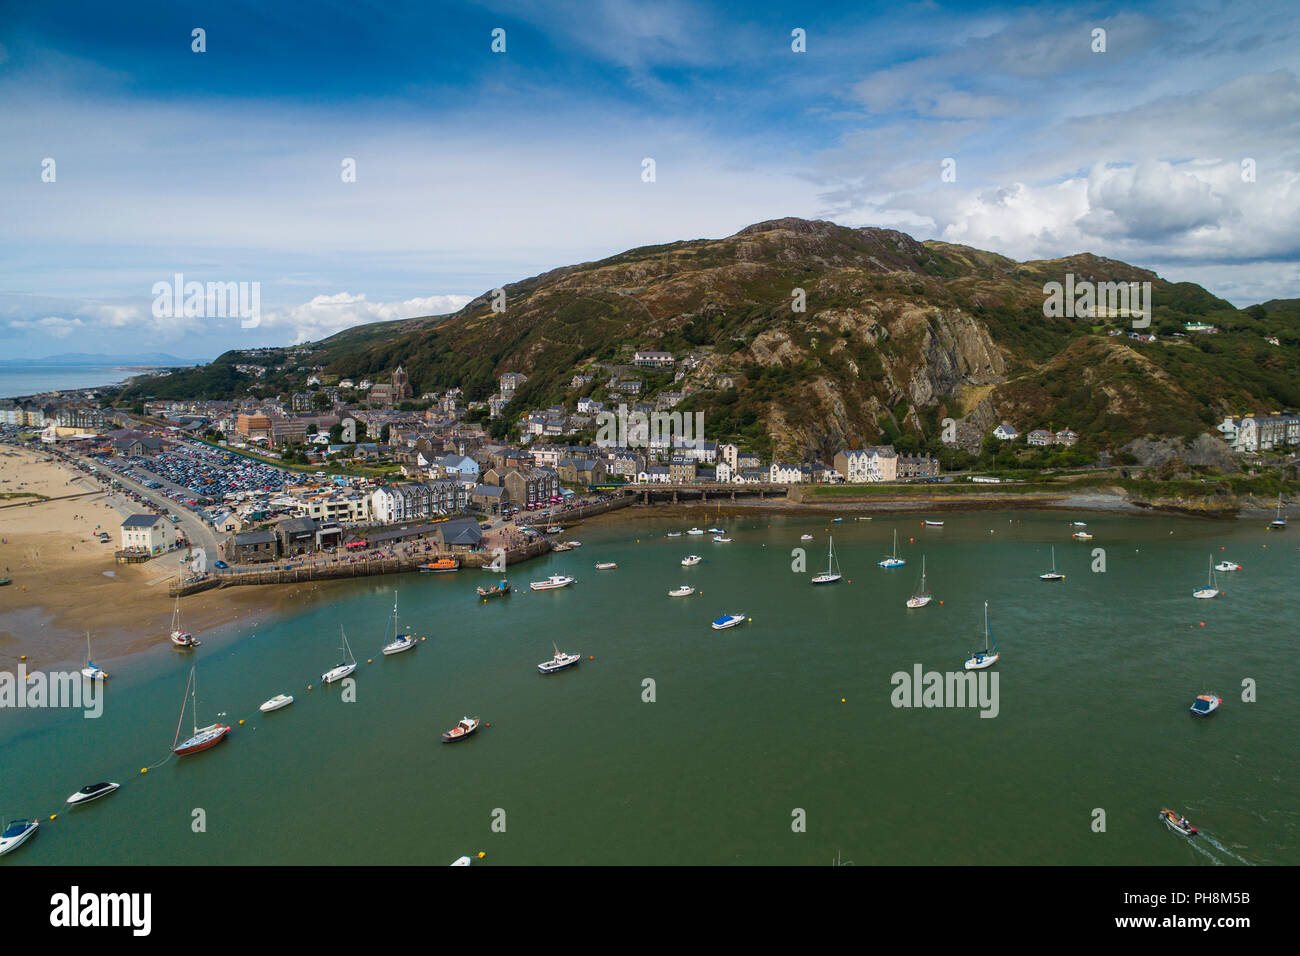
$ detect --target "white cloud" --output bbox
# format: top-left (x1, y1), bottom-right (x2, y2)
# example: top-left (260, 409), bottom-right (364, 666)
top-left (263, 293), bottom-right (474, 344)
top-left (10, 316), bottom-right (86, 339)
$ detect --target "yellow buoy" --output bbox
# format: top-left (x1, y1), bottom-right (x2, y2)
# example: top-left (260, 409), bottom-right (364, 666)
top-left (140, 768), bottom-right (148, 774)
top-left (49, 813), bottom-right (57, 820)
top-left (477, 851), bottom-right (486, 859)
top-left (841, 698), bottom-right (846, 703)
top-left (238, 718), bottom-right (245, 725)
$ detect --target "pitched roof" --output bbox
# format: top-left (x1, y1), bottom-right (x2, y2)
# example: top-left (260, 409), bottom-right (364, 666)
top-left (121, 513), bottom-right (162, 528)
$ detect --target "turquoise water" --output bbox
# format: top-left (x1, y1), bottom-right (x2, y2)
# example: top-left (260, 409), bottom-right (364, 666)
top-left (1, 510), bottom-right (1295, 864)
top-left (0, 366), bottom-right (140, 399)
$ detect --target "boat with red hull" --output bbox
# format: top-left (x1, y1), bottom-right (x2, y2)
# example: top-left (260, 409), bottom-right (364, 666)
top-left (171, 664), bottom-right (230, 757)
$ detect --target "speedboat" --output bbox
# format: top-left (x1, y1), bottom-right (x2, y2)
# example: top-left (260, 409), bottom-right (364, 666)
top-left (832, 517), bottom-right (843, 523)
top-left (1214, 560), bottom-right (1241, 572)
top-left (666, 531), bottom-right (682, 537)
top-left (1159, 808), bottom-right (1198, 835)
top-left (259, 694), bottom-right (294, 713)
top-left (530, 574), bottom-right (575, 591)
top-left (65, 781), bottom-right (120, 806)
top-left (0, 819), bottom-right (38, 857)
top-left (1189, 694), bottom-right (1221, 717)
top-left (564, 541), bottom-right (582, 548)
top-left (595, 562), bottom-right (617, 570)
top-left (800, 534), bottom-right (813, 541)
top-left (441, 717), bottom-right (479, 742)
top-left (681, 555), bottom-right (702, 567)
top-left (451, 856), bottom-right (472, 866)
top-left (707, 527), bottom-right (725, 534)
top-left (923, 520), bottom-right (944, 527)
top-left (668, 585), bottom-right (695, 597)
top-left (712, 535), bottom-right (732, 543)
top-left (538, 649), bottom-right (581, 674)
top-left (1071, 531), bottom-right (1092, 540)
top-left (1072, 521), bottom-right (1087, 527)
top-left (711, 613), bottom-right (746, 630)
top-left (686, 528), bottom-right (705, 536)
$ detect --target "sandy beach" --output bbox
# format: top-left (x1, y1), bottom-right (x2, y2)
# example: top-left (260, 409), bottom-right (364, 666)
top-left (0, 446), bottom-right (291, 673)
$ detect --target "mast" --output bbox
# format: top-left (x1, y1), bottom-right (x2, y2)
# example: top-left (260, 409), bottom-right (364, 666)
top-left (190, 664), bottom-right (198, 735)
top-left (920, 555), bottom-right (927, 594)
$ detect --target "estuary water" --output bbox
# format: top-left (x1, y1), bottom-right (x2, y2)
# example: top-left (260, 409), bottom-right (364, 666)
top-left (1, 509), bottom-right (1294, 865)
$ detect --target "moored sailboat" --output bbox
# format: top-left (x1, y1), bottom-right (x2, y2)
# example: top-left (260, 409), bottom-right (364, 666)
top-left (1192, 558), bottom-right (1220, 599)
top-left (1268, 493), bottom-right (1287, 530)
top-left (322, 626), bottom-right (358, 682)
top-left (381, 592), bottom-right (417, 656)
top-left (906, 556), bottom-right (931, 608)
top-left (878, 529), bottom-right (905, 568)
top-left (80, 632), bottom-right (108, 681)
top-left (963, 602), bottom-right (999, 670)
top-left (1039, 546), bottom-right (1065, 581)
top-left (169, 596), bottom-right (200, 648)
top-left (811, 535), bottom-right (842, 584)
top-left (171, 664), bottom-right (231, 756)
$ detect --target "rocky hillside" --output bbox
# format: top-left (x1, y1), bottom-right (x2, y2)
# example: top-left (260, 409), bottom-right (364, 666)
top-left (125, 218), bottom-right (1300, 460)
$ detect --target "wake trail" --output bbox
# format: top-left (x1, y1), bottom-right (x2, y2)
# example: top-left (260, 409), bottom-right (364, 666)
top-left (1186, 838), bottom-right (1223, 865)
top-left (1200, 834), bottom-right (1252, 865)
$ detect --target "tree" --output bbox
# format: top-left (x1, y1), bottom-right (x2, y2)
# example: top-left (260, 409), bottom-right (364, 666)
top-left (311, 392), bottom-right (331, 410)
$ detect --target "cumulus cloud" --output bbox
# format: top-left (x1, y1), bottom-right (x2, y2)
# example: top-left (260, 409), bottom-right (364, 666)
top-left (10, 316), bottom-right (86, 339)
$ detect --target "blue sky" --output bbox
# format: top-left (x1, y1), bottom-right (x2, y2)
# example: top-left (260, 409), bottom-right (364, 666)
top-left (1, 0), bottom-right (1297, 361)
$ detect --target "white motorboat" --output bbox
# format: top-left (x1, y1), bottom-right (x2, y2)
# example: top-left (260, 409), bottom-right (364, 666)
top-left (811, 536), bottom-right (842, 585)
top-left (906, 555), bottom-right (931, 608)
top-left (1192, 558), bottom-right (1220, 599)
top-left (381, 592), bottom-right (418, 656)
top-left (65, 782), bottom-right (120, 806)
top-left (964, 602), bottom-right (1000, 670)
top-left (711, 613), bottom-right (747, 630)
top-left (707, 527), bottom-right (725, 534)
top-left (1214, 560), bottom-right (1241, 572)
top-left (595, 562), bottom-right (617, 570)
top-left (712, 535), bottom-right (732, 543)
top-left (681, 555), bottom-right (702, 567)
top-left (259, 694), bottom-right (294, 713)
top-left (800, 533), bottom-right (813, 541)
top-left (1040, 546), bottom-right (1065, 581)
top-left (538, 646), bottom-right (581, 674)
top-left (564, 541), bottom-right (582, 548)
top-left (80, 632), bottom-right (108, 681)
top-left (1190, 694), bottom-right (1221, 717)
top-left (666, 531), bottom-right (682, 537)
top-left (686, 528), bottom-right (705, 535)
top-left (923, 520), bottom-right (944, 527)
top-left (451, 856), bottom-right (472, 866)
top-left (668, 585), bottom-right (695, 597)
top-left (545, 526), bottom-right (563, 534)
top-left (878, 529), bottom-right (905, 568)
top-left (1072, 521), bottom-right (1087, 527)
top-left (1071, 531), bottom-right (1093, 540)
top-left (0, 819), bottom-right (38, 857)
top-left (441, 716), bottom-right (480, 743)
top-left (530, 574), bottom-right (576, 591)
top-left (322, 626), bottom-right (358, 683)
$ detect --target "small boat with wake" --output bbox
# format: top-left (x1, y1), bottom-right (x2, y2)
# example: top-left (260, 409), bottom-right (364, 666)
top-left (1159, 808), bottom-right (1198, 835)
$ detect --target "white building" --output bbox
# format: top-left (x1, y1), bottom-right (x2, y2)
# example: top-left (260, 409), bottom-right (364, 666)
top-left (993, 425), bottom-right (1019, 441)
top-left (120, 514), bottom-right (175, 553)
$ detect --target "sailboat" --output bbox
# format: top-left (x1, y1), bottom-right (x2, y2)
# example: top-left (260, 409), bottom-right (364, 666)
top-left (322, 625), bottom-right (358, 682)
top-left (964, 601), bottom-right (999, 670)
top-left (1192, 558), bottom-right (1220, 599)
top-left (1269, 493), bottom-right (1287, 530)
top-left (1039, 546), bottom-right (1065, 581)
top-left (169, 596), bottom-right (200, 648)
top-left (906, 556), bottom-right (931, 608)
top-left (811, 536), bottom-right (842, 584)
top-left (171, 664), bottom-right (230, 756)
top-left (80, 632), bottom-right (108, 681)
top-left (381, 592), bottom-right (417, 655)
top-left (878, 529), bottom-right (905, 568)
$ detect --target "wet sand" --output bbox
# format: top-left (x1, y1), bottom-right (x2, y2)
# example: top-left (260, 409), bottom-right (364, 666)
top-left (0, 447), bottom-right (292, 673)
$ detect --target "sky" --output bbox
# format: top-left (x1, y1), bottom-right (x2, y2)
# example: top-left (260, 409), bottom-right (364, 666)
top-left (1, 0), bottom-right (1297, 362)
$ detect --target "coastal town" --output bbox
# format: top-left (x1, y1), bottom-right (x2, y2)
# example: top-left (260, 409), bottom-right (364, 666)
top-left (4, 351), bottom-right (1299, 598)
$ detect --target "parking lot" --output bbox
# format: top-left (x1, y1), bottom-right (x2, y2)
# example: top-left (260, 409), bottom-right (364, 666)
top-left (94, 441), bottom-right (295, 504)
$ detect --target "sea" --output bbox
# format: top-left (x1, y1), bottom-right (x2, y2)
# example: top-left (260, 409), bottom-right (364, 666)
top-left (0, 509), bottom-right (1293, 865)
top-left (0, 366), bottom-right (142, 400)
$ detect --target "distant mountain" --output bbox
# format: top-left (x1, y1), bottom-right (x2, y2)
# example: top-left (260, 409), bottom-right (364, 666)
top-left (113, 218), bottom-right (1300, 458)
top-left (0, 352), bottom-right (191, 367)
